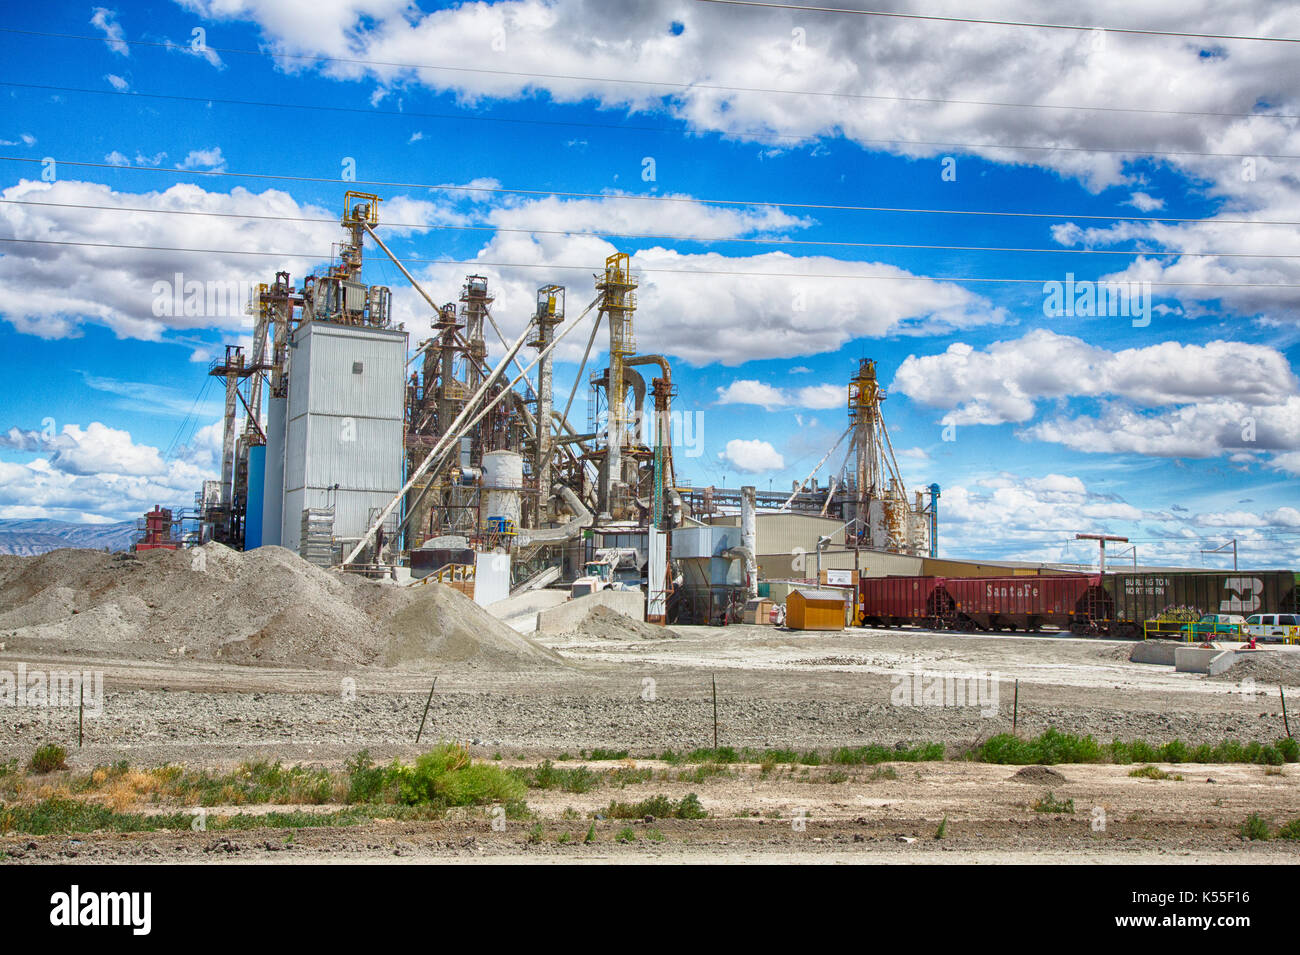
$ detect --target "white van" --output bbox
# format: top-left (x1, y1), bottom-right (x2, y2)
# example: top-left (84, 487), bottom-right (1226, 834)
top-left (1244, 613), bottom-right (1300, 643)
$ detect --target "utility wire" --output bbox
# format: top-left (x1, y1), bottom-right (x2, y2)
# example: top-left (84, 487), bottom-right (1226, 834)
top-left (4, 155), bottom-right (1299, 227)
top-left (7, 80), bottom-right (1295, 161)
top-left (1, 27), bottom-right (1296, 120)
top-left (4, 198), bottom-right (1294, 260)
top-left (696, 0), bottom-right (1300, 44)
top-left (2, 235), bottom-right (1297, 288)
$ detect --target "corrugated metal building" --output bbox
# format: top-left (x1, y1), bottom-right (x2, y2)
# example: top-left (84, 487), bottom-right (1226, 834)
top-left (277, 321), bottom-right (408, 553)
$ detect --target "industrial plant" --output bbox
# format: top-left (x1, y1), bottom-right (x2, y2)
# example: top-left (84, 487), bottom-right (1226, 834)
top-left (136, 191), bottom-right (952, 626)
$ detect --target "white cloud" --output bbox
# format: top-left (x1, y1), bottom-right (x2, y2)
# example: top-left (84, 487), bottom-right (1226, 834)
top-left (176, 147), bottom-right (227, 172)
top-left (1126, 191), bottom-right (1163, 212)
top-left (174, 0), bottom-right (1300, 324)
top-left (105, 73), bottom-right (130, 91)
top-left (0, 419), bottom-right (221, 522)
top-left (90, 7), bottom-right (128, 56)
top-left (894, 330), bottom-right (1298, 426)
top-left (0, 178), bottom-right (340, 339)
top-left (719, 438), bottom-right (784, 473)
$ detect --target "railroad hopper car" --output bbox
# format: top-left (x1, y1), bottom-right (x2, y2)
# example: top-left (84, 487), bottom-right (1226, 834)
top-left (1095, 571), bottom-right (1300, 639)
top-left (856, 576), bottom-right (947, 628)
top-left (945, 575), bottom-right (1100, 632)
top-left (858, 571), bottom-right (1300, 638)
top-left (858, 574), bottom-right (1098, 631)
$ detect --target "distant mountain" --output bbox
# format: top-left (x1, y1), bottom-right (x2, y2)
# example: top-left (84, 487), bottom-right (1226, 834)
top-left (0, 519), bottom-right (139, 556)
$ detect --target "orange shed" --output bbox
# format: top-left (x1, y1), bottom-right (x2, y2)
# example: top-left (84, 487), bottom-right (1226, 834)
top-left (786, 588), bottom-right (846, 631)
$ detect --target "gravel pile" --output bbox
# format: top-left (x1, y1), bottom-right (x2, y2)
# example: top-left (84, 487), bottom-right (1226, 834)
top-left (0, 543), bottom-right (568, 671)
top-left (1209, 650), bottom-right (1300, 687)
top-left (559, 604), bottom-right (678, 641)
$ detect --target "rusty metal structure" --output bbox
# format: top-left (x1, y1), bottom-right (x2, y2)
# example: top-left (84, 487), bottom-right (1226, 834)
top-left (679, 357), bottom-right (938, 558)
top-left (181, 191), bottom-right (681, 601)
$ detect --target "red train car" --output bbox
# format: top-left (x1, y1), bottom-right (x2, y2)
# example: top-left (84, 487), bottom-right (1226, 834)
top-left (944, 575), bottom-right (1099, 632)
top-left (858, 576), bottom-right (949, 627)
top-left (858, 574), bottom-right (1101, 632)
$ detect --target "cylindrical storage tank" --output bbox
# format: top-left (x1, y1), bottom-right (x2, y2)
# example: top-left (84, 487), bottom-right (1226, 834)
top-left (481, 450), bottom-right (523, 530)
top-left (261, 394), bottom-right (286, 547)
top-left (245, 444), bottom-right (265, 549)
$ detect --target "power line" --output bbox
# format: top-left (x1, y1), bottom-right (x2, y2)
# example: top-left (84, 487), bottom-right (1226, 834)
top-left (3, 235), bottom-right (1298, 288)
top-left (5, 155), bottom-right (1300, 228)
top-left (1, 27), bottom-right (1295, 121)
top-left (5, 197), bottom-right (1296, 260)
top-left (697, 0), bottom-right (1300, 44)
top-left (7, 80), bottom-right (1297, 162)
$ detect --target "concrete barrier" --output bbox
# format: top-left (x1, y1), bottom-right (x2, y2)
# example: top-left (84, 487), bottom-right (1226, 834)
top-left (1175, 646), bottom-right (1237, 675)
top-left (1130, 641), bottom-right (1181, 665)
top-left (536, 589), bottom-right (646, 633)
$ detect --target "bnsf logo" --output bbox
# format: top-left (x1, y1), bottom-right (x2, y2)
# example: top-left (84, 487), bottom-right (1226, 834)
top-left (1220, 577), bottom-right (1264, 613)
top-left (985, 585), bottom-right (1039, 598)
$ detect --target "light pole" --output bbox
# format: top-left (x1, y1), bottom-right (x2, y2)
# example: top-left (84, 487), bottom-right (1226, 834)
top-left (1201, 539), bottom-right (1238, 571)
top-left (1076, 532), bottom-right (1128, 573)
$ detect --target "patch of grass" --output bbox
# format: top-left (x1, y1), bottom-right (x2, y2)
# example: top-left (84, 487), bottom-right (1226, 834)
top-left (1241, 813), bottom-right (1271, 841)
top-left (513, 760), bottom-right (600, 793)
top-left (584, 822), bottom-right (596, 844)
top-left (868, 766), bottom-right (898, 782)
top-left (977, 729), bottom-right (1102, 765)
top-left (28, 744), bottom-right (67, 775)
top-left (1031, 792), bottom-right (1075, 814)
top-left (344, 750), bottom-right (389, 803)
top-left (935, 816), bottom-right (948, 840)
top-left (616, 826), bottom-right (637, 843)
top-left (526, 822), bottom-right (544, 844)
top-left (587, 748), bottom-right (629, 761)
top-left (605, 792), bottom-right (707, 820)
top-left (1276, 818), bottom-right (1300, 840)
top-left (0, 796), bottom-right (384, 836)
top-left (676, 763), bottom-right (731, 784)
top-left (1110, 737), bottom-right (1296, 766)
top-left (646, 828), bottom-right (665, 842)
top-left (829, 743), bottom-right (944, 765)
top-left (1129, 765), bottom-right (1181, 780)
top-left (386, 743), bottom-right (527, 808)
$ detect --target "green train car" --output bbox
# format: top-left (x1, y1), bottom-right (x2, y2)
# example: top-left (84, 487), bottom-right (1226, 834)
top-left (1077, 572), bottom-right (1300, 638)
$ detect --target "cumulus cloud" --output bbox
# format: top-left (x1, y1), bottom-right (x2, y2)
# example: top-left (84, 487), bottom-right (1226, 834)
top-left (719, 438), bottom-right (784, 473)
top-left (893, 330), bottom-right (1300, 469)
top-left (173, 0), bottom-right (1300, 323)
top-left (0, 419), bottom-right (221, 522)
top-left (0, 178), bottom-right (341, 339)
top-left (176, 147), bottom-right (227, 172)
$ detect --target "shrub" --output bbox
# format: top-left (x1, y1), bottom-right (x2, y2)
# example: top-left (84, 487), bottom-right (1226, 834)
top-left (1240, 814), bottom-right (1271, 841)
top-left (28, 744), bottom-right (67, 775)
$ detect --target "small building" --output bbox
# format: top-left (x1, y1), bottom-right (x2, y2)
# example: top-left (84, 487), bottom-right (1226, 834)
top-left (786, 588), bottom-right (846, 631)
top-left (742, 597), bottom-right (775, 625)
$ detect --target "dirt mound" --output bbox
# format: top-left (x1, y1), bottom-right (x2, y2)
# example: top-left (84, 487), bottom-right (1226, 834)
top-left (380, 583), bottom-right (568, 670)
top-left (563, 604), bottom-right (678, 641)
top-left (1209, 651), bottom-right (1300, 687)
top-left (0, 543), bottom-right (569, 671)
top-left (1011, 765), bottom-right (1067, 784)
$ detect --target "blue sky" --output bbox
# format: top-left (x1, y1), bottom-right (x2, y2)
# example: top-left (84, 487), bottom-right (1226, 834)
top-left (1, 0), bottom-right (1298, 568)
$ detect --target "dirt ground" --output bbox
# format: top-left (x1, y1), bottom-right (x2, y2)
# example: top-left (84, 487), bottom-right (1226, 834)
top-left (3, 623), bottom-right (1299, 864)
